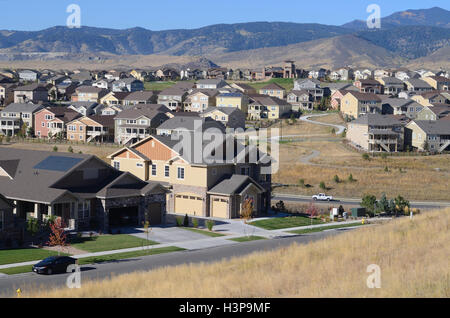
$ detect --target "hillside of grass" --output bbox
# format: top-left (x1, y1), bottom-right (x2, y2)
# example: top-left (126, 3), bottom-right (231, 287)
top-left (26, 208), bottom-right (450, 297)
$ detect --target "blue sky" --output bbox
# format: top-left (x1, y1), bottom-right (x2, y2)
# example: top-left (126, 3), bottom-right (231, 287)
top-left (0, 0), bottom-right (448, 31)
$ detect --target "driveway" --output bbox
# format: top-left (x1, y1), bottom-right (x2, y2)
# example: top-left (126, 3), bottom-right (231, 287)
top-left (117, 226), bottom-right (209, 244)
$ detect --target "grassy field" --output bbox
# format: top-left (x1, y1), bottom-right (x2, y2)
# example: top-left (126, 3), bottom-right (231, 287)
top-left (70, 234), bottom-right (159, 253)
top-left (26, 208), bottom-right (450, 297)
top-left (0, 249), bottom-right (68, 266)
top-left (240, 78), bottom-right (294, 91)
top-left (250, 216), bottom-right (323, 230)
top-left (144, 81), bottom-right (176, 91)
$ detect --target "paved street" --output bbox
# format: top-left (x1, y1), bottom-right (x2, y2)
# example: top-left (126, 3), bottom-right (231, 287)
top-left (0, 229), bottom-right (349, 297)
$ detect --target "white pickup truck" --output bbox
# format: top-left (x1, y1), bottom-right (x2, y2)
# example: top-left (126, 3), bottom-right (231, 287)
top-left (312, 193), bottom-right (333, 201)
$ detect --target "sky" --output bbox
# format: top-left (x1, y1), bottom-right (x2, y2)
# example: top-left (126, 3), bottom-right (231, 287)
top-left (0, 0), bottom-right (448, 31)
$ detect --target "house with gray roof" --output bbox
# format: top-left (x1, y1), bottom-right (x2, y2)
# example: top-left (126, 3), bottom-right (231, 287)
top-left (405, 120), bottom-right (450, 152)
top-left (157, 87), bottom-right (189, 111)
top-left (112, 78), bottom-right (144, 92)
top-left (382, 98), bottom-right (423, 119)
top-left (347, 114), bottom-right (405, 152)
top-left (0, 103), bottom-right (43, 136)
top-left (14, 83), bottom-right (48, 104)
top-left (114, 104), bottom-right (171, 144)
top-left (196, 79), bottom-right (228, 90)
top-left (123, 91), bottom-right (158, 106)
top-left (200, 107), bottom-right (246, 129)
top-left (156, 114), bottom-right (225, 136)
top-left (0, 148), bottom-right (167, 232)
top-left (405, 79), bottom-right (434, 93)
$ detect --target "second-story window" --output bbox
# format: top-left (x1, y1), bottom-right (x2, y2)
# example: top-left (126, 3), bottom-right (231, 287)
top-left (151, 164), bottom-right (157, 176)
top-left (177, 167), bottom-right (185, 179)
top-left (165, 165), bottom-right (170, 177)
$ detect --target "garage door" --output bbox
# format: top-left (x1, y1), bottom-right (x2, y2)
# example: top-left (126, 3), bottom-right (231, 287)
top-left (148, 202), bottom-right (162, 225)
top-left (174, 194), bottom-right (203, 216)
top-left (212, 198), bottom-right (229, 219)
top-left (109, 206), bottom-right (138, 227)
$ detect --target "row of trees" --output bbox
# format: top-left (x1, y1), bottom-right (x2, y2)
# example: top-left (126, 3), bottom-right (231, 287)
top-left (361, 194), bottom-right (411, 217)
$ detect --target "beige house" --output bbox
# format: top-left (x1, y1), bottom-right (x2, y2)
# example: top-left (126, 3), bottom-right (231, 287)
top-left (200, 107), bottom-right (246, 129)
top-left (108, 135), bottom-right (271, 219)
top-left (405, 120), bottom-right (450, 152)
top-left (184, 89), bottom-right (218, 113)
top-left (259, 83), bottom-right (286, 99)
top-left (215, 92), bottom-right (248, 114)
top-left (416, 105), bottom-right (450, 121)
top-left (66, 115), bottom-right (115, 143)
top-left (422, 76), bottom-right (449, 91)
top-left (14, 84), bottom-right (48, 104)
top-left (248, 95), bottom-right (292, 120)
top-left (340, 91), bottom-right (382, 119)
top-left (100, 91), bottom-right (130, 106)
top-left (411, 92), bottom-right (447, 107)
top-left (347, 114), bottom-right (405, 152)
top-left (72, 86), bottom-right (108, 103)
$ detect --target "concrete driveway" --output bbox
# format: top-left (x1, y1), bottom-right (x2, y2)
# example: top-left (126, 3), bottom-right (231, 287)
top-left (120, 226), bottom-right (209, 244)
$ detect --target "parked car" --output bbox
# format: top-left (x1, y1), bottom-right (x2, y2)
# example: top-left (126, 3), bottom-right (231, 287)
top-left (312, 193), bottom-right (333, 201)
top-left (32, 256), bottom-right (77, 275)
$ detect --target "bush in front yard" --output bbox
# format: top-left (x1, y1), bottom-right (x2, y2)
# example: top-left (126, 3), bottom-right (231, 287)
top-left (183, 214), bottom-right (189, 227)
top-left (206, 220), bottom-right (215, 232)
top-left (175, 217), bottom-right (183, 227)
top-left (192, 218), bottom-right (199, 228)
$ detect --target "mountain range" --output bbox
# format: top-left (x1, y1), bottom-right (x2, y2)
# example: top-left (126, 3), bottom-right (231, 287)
top-left (0, 6), bottom-right (449, 70)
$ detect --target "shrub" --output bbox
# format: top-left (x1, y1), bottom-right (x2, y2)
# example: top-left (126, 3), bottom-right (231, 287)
top-left (68, 146), bottom-right (74, 153)
top-left (362, 153), bottom-right (370, 161)
top-left (183, 214), bottom-right (189, 227)
top-left (192, 218), bottom-right (199, 228)
top-left (206, 220), bottom-right (215, 232)
top-left (53, 146), bottom-right (58, 152)
top-left (319, 181), bottom-right (326, 190)
top-left (384, 166), bottom-right (389, 172)
top-left (333, 175), bottom-right (340, 183)
top-left (381, 153), bottom-right (388, 160)
top-left (298, 179), bottom-right (305, 187)
top-left (175, 217), bottom-right (183, 227)
top-left (348, 174), bottom-right (355, 182)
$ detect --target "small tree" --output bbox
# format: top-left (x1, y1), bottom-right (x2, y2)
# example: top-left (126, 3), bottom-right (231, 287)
top-left (68, 146), bottom-right (74, 153)
top-left (361, 194), bottom-right (377, 216)
top-left (53, 145), bottom-right (58, 152)
top-left (394, 195), bottom-right (410, 217)
top-left (319, 181), bottom-right (326, 190)
top-left (240, 197), bottom-right (254, 237)
top-left (47, 218), bottom-right (68, 255)
top-left (377, 193), bottom-right (390, 215)
top-left (142, 220), bottom-right (151, 254)
top-left (306, 202), bottom-right (319, 226)
top-left (206, 219), bottom-right (215, 232)
top-left (183, 214), bottom-right (189, 227)
top-left (348, 174), bottom-right (355, 182)
top-left (27, 218), bottom-right (40, 246)
top-left (333, 175), bottom-right (340, 183)
top-left (298, 179), bottom-right (305, 188)
top-left (362, 153), bottom-right (370, 161)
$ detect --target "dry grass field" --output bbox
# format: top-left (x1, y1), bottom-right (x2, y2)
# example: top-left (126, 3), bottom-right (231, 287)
top-left (26, 208), bottom-right (450, 298)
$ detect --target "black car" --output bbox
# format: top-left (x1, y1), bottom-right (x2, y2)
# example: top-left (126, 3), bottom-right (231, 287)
top-left (32, 256), bottom-right (77, 275)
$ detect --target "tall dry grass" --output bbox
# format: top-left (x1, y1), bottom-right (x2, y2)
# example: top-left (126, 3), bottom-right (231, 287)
top-left (28, 208), bottom-right (449, 298)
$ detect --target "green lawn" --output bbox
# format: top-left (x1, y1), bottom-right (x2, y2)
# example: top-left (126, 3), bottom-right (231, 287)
top-left (181, 227), bottom-right (226, 237)
top-left (245, 78), bottom-right (294, 91)
top-left (0, 248), bottom-right (68, 266)
top-left (289, 223), bottom-right (365, 235)
top-left (0, 247), bottom-right (185, 275)
top-left (250, 216), bottom-right (324, 230)
top-left (70, 234), bottom-right (159, 253)
top-left (229, 236), bottom-right (266, 242)
top-left (144, 81), bottom-right (176, 91)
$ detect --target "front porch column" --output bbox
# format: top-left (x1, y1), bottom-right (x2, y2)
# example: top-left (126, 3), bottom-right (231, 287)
top-left (34, 203), bottom-right (41, 220)
top-left (48, 204), bottom-right (53, 217)
top-left (13, 200), bottom-right (17, 215)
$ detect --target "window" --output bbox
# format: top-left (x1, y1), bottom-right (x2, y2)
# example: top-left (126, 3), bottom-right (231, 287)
top-left (137, 163), bottom-right (143, 168)
top-left (113, 161), bottom-right (120, 170)
top-left (151, 164), bottom-right (157, 176)
top-left (164, 165), bottom-right (170, 177)
top-left (177, 167), bottom-right (185, 179)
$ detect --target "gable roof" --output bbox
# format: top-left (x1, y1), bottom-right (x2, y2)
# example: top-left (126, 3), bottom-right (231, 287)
top-left (345, 91), bottom-right (382, 101)
top-left (0, 103), bottom-right (42, 113)
top-left (351, 114), bottom-right (402, 126)
top-left (114, 104), bottom-right (170, 120)
top-left (261, 83), bottom-right (285, 91)
top-left (208, 175), bottom-right (265, 196)
top-left (410, 120), bottom-right (450, 135)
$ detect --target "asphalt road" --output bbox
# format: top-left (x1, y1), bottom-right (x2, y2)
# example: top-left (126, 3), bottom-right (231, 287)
top-left (0, 230), bottom-right (347, 297)
top-left (273, 194), bottom-right (450, 210)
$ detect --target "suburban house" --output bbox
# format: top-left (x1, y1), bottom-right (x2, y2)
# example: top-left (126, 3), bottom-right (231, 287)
top-left (200, 107), bottom-right (246, 130)
top-left (411, 91), bottom-right (448, 106)
top-left (156, 115), bottom-right (225, 136)
top-left (112, 78), bottom-right (144, 92)
top-left (130, 69), bottom-right (148, 81)
top-left (108, 134), bottom-right (272, 219)
top-left (196, 79), bottom-right (227, 90)
top-left (0, 194), bottom-right (14, 234)
top-left (287, 90), bottom-right (313, 111)
top-left (293, 79), bottom-right (323, 101)
top-left (184, 89), bottom-right (218, 113)
top-left (68, 101), bottom-right (98, 116)
top-left (340, 91), bottom-right (382, 119)
top-left (66, 115), bottom-right (115, 142)
top-left (377, 77), bottom-right (405, 95)
top-left (14, 84), bottom-right (48, 104)
top-left (95, 104), bottom-right (123, 116)
top-left (405, 79), bottom-right (434, 93)
top-left (0, 83), bottom-right (17, 107)
top-left (354, 79), bottom-right (383, 94)
top-left (71, 86), bottom-right (108, 103)
top-left (405, 120), bottom-right (450, 152)
top-left (158, 87), bottom-right (189, 111)
top-left (18, 70), bottom-right (39, 82)
top-left (231, 83), bottom-right (257, 95)
top-left (0, 148), bottom-right (168, 231)
top-left (331, 67), bottom-right (354, 81)
top-left (259, 83), bottom-right (286, 99)
top-left (114, 104), bottom-right (171, 144)
top-left (422, 76), bottom-right (449, 91)
top-left (416, 105), bottom-right (450, 121)
top-left (381, 98), bottom-right (423, 118)
top-left (354, 69), bottom-right (373, 80)
top-left (215, 92), bottom-right (248, 113)
top-left (0, 103), bottom-right (42, 136)
top-left (93, 79), bottom-right (113, 90)
top-left (347, 114), bottom-right (405, 152)
top-left (99, 91), bottom-right (131, 106)
top-left (34, 107), bottom-right (81, 138)
top-left (123, 91), bottom-right (158, 106)
top-left (247, 95), bottom-right (292, 120)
